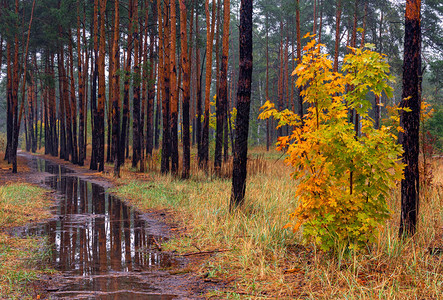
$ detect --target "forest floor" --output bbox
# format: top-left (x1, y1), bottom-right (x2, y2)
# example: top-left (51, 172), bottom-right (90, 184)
top-left (1, 147), bottom-right (443, 299)
top-left (0, 150), bottom-right (226, 299)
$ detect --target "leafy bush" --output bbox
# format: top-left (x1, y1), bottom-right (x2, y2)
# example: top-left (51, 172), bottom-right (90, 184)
top-left (259, 36), bottom-right (404, 251)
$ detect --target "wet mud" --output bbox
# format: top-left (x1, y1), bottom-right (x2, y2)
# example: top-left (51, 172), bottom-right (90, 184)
top-left (15, 157), bottom-right (190, 299)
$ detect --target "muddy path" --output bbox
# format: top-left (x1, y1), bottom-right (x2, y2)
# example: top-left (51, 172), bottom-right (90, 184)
top-left (13, 152), bottom-right (221, 299)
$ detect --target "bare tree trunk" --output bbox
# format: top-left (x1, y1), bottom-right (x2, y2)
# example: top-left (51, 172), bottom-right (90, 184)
top-left (69, 31), bottom-right (78, 164)
top-left (196, 10), bottom-right (202, 165)
top-left (296, 0), bottom-right (303, 122)
top-left (77, 0), bottom-right (85, 166)
top-left (333, 0), bottom-right (342, 72)
top-left (96, 0), bottom-right (107, 171)
top-left (179, 0), bottom-right (191, 178)
top-left (120, 0), bottom-right (133, 167)
top-left (169, 0), bottom-right (179, 174)
top-left (112, 0), bottom-right (121, 177)
top-left (160, 0), bottom-right (171, 173)
top-left (399, 0), bottom-right (421, 237)
top-left (11, 0), bottom-right (36, 173)
top-left (360, 1), bottom-right (368, 47)
top-left (230, 0), bottom-right (253, 210)
top-left (132, 0), bottom-right (141, 168)
top-left (90, 0), bottom-right (99, 170)
top-left (146, 2), bottom-right (156, 156)
top-left (201, 0), bottom-right (216, 169)
top-left (215, 0), bottom-right (230, 173)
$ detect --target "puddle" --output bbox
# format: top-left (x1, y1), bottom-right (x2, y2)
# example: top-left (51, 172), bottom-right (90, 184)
top-left (17, 158), bottom-right (180, 299)
top-left (50, 275), bottom-right (176, 299)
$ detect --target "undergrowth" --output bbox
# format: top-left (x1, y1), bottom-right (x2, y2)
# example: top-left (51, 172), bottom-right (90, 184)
top-left (110, 153), bottom-right (443, 299)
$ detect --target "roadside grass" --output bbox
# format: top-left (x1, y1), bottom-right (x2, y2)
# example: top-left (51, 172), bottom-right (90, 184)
top-left (0, 182), bottom-right (53, 299)
top-left (109, 148), bottom-right (443, 299)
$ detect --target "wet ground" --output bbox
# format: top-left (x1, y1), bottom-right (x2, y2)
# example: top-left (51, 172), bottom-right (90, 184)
top-left (14, 156), bottom-right (193, 299)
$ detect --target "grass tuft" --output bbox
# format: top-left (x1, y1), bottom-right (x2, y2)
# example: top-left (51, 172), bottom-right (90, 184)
top-left (0, 182), bottom-right (53, 299)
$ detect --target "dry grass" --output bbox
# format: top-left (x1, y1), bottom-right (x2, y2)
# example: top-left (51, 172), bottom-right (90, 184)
top-left (109, 148), bottom-right (443, 299)
top-left (0, 183), bottom-right (53, 299)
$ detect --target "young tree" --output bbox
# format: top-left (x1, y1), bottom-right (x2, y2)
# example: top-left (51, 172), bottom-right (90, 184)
top-left (399, 0), bottom-right (421, 237)
top-left (230, 0), bottom-right (253, 210)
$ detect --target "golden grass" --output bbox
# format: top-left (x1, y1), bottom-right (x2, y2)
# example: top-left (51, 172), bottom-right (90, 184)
top-left (0, 183), bottom-right (53, 299)
top-left (110, 149), bottom-right (443, 299)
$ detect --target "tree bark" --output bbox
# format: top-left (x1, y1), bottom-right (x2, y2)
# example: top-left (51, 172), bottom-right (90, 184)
top-left (132, 0), bottom-right (141, 168)
top-left (333, 0), bottom-right (342, 72)
top-left (215, 0), bottom-right (230, 172)
top-left (96, 0), bottom-right (107, 172)
top-left (120, 0), bottom-right (133, 167)
top-left (399, 0), bottom-right (421, 237)
top-left (296, 0), bottom-right (303, 122)
top-left (112, 0), bottom-right (121, 177)
top-left (77, 0), bottom-right (85, 166)
top-left (90, 0), bottom-right (99, 170)
top-left (196, 10), bottom-right (202, 166)
top-left (230, 0), bottom-right (253, 210)
top-left (160, 0), bottom-right (171, 174)
top-left (201, 0), bottom-right (216, 169)
top-left (169, 0), bottom-right (179, 174)
top-left (179, 0), bottom-right (191, 178)
top-left (68, 31), bottom-right (78, 164)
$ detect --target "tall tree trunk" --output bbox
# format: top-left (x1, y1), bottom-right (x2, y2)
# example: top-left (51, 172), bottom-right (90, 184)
top-left (159, 0), bottom-right (171, 173)
top-left (360, 1), bottom-right (368, 47)
top-left (132, 0), bottom-right (141, 168)
top-left (277, 20), bottom-right (284, 137)
top-left (49, 53), bottom-right (58, 157)
top-left (57, 43), bottom-right (67, 161)
top-left (230, 0), bottom-right (252, 210)
top-left (10, 0), bottom-right (20, 170)
top-left (120, 0), bottom-right (133, 167)
top-left (318, 0), bottom-right (323, 43)
top-left (180, 0), bottom-right (191, 178)
top-left (216, 0), bottom-right (230, 170)
top-left (90, 0), bottom-right (99, 170)
top-left (214, 0), bottom-right (222, 172)
top-left (169, 0), bottom-right (179, 174)
top-left (107, 9), bottom-right (114, 164)
top-left (82, 6), bottom-right (88, 162)
top-left (146, 0), bottom-right (156, 157)
top-left (399, 0), bottom-right (421, 237)
top-left (333, 0), bottom-right (342, 72)
top-left (313, 0), bottom-right (317, 34)
top-left (112, 0), bottom-right (121, 177)
top-left (201, 0), bottom-right (216, 169)
top-left (69, 31), bottom-right (78, 164)
top-left (5, 36), bottom-right (12, 162)
top-left (11, 0), bottom-right (36, 173)
top-left (96, 0), bottom-right (107, 171)
top-left (77, 0), bottom-right (85, 166)
top-left (26, 82), bottom-right (32, 152)
top-left (196, 10), bottom-right (202, 165)
top-left (296, 0), bottom-right (303, 122)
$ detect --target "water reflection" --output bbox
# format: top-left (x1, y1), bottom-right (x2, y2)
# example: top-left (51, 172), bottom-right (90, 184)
top-left (33, 158), bottom-right (74, 175)
top-left (21, 160), bottom-right (173, 276)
